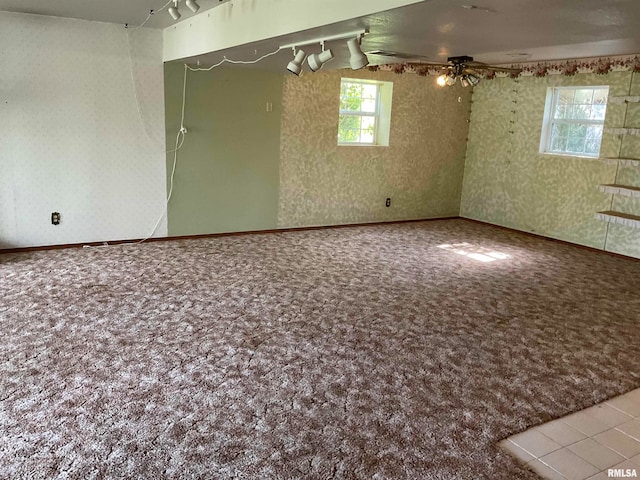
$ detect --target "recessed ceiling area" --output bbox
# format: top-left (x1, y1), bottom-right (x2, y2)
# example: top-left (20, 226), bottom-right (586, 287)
top-left (1, 0), bottom-right (639, 69)
top-left (170, 0), bottom-right (640, 71)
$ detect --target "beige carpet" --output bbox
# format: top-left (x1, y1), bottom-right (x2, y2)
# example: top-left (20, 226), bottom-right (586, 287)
top-left (1, 219), bottom-right (639, 479)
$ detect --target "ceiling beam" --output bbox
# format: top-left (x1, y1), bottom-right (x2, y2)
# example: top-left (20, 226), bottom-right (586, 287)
top-left (163, 0), bottom-right (427, 62)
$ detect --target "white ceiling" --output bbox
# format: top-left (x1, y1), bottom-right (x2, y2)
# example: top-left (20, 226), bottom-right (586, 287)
top-left (176, 0), bottom-right (640, 71)
top-left (0, 0), bottom-right (217, 28)
top-left (1, 0), bottom-right (639, 68)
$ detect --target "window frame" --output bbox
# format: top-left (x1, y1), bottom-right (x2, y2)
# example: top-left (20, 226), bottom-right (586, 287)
top-left (540, 85), bottom-right (609, 158)
top-left (338, 79), bottom-right (382, 146)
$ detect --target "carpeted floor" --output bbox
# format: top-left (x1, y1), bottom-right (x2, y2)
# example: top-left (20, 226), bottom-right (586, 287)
top-left (1, 219), bottom-right (639, 479)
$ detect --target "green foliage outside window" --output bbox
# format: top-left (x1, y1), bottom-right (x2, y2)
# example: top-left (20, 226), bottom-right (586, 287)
top-left (338, 81), bottom-right (378, 144)
top-left (547, 87), bottom-right (608, 157)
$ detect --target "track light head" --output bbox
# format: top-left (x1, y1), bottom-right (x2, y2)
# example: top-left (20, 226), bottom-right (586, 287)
top-left (185, 0), bottom-right (200, 12)
top-left (436, 74), bottom-right (448, 87)
top-left (460, 75), bottom-right (470, 88)
top-left (347, 37), bottom-right (369, 70)
top-left (168, 1), bottom-right (181, 20)
top-left (308, 49), bottom-right (334, 72)
top-left (287, 49), bottom-right (307, 76)
top-left (445, 74), bottom-right (457, 86)
top-left (168, 6), bottom-right (181, 20)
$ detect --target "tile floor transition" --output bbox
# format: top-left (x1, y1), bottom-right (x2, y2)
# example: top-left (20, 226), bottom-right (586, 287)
top-left (500, 389), bottom-right (640, 479)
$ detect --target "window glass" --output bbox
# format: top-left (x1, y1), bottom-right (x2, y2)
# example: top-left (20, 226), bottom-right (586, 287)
top-left (338, 80), bottom-right (380, 145)
top-left (541, 86), bottom-right (609, 158)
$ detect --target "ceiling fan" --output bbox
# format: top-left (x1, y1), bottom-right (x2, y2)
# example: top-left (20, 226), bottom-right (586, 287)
top-left (409, 55), bottom-right (521, 87)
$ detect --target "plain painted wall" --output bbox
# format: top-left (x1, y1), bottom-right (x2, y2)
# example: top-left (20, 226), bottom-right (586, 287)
top-left (0, 12), bottom-right (167, 249)
top-left (164, 63), bottom-right (283, 236)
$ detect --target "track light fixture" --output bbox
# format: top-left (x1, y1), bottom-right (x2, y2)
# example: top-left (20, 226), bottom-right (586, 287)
top-left (280, 29), bottom-right (368, 75)
top-left (168, 0), bottom-right (181, 20)
top-left (185, 0), bottom-right (200, 13)
top-left (308, 44), bottom-right (334, 72)
top-left (287, 49), bottom-right (307, 76)
top-left (347, 37), bottom-right (369, 70)
top-left (168, 0), bottom-right (201, 21)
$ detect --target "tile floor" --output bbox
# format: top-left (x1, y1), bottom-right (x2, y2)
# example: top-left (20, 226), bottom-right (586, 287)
top-left (500, 388), bottom-right (640, 480)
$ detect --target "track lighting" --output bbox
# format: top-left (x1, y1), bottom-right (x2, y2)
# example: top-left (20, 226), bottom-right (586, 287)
top-left (308, 48), bottom-right (334, 72)
top-left (168, 0), bottom-right (200, 21)
top-left (436, 74), bottom-right (448, 87)
top-left (347, 37), bottom-right (369, 70)
top-left (460, 76), bottom-right (470, 88)
top-left (287, 49), bottom-right (307, 76)
top-left (168, 0), bottom-right (181, 20)
top-left (185, 0), bottom-right (200, 13)
top-left (280, 29), bottom-right (367, 75)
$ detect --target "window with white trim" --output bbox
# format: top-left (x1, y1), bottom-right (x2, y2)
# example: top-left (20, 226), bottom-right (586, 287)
top-left (540, 86), bottom-right (609, 158)
top-left (338, 78), bottom-right (393, 146)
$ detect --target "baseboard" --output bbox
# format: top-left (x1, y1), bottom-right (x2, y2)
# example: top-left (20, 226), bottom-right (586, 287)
top-left (0, 216), bottom-right (460, 255)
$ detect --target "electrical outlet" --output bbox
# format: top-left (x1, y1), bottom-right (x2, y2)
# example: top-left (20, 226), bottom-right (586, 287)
top-left (385, 198), bottom-right (391, 207)
top-left (51, 212), bottom-right (61, 225)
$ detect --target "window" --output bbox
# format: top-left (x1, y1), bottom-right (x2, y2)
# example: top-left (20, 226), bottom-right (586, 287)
top-left (338, 78), bottom-right (393, 146)
top-left (540, 86), bottom-right (609, 157)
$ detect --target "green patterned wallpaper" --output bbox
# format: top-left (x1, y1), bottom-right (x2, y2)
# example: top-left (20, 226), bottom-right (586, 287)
top-left (606, 72), bottom-right (640, 258)
top-left (278, 69), bottom-right (472, 228)
top-left (461, 71), bottom-right (640, 259)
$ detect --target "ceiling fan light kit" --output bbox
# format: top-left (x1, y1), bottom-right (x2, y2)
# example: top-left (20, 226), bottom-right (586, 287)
top-left (414, 55), bottom-right (521, 88)
top-left (466, 73), bottom-right (481, 86)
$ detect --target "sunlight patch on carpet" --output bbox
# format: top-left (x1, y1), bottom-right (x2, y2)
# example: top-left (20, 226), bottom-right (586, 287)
top-left (437, 242), bottom-right (510, 262)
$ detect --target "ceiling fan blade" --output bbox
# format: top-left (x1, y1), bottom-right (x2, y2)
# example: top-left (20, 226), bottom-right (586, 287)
top-left (406, 62), bottom-right (451, 69)
top-left (462, 64), bottom-right (521, 73)
top-left (465, 60), bottom-right (490, 67)
top-left (485, 65), bottom-right (522, 73)
top-left (462, 60), bottom-right (522, 73)
top-left (404, 57), bottom-right (522, 75)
